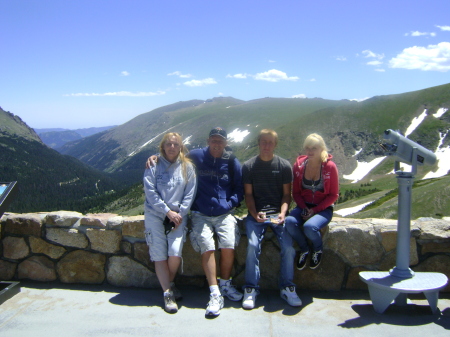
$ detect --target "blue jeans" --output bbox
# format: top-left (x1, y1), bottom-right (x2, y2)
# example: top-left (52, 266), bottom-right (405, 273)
top-left (244, 214), bottom-right (296, 290)
top-left (284, 207), bottom-right (333, 252)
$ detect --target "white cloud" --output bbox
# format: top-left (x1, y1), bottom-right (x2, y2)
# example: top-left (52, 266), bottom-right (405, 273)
top-left (362, 50), bottom-right (385, 60)
top-left (120, 71), bottom-right (130, 76)
top-left (65, 90), bottom-right (166, 97)
top-left (254, 69), bottom-right (299, 82)
top-left (406, 31), bottom-right (436, 37)
top-left (226, 73), bottom-right (248, 79)
top-left (292, 94), bottom-right (306, 98)
top-left (218, 92), bottom-right (224, 96)
top-left (375, 68), bottom-right (386, 72)
top-left (308, 78), bottom-right (316, 82)
top-left (183, 78), bottom-right (217, 87)
top-left (168, 71), bottom-right (192, 78)
top-left (367, 60), bottom-right (383, 66)
top-left (268, 60), bottom-right (276, 63)
top-left (336, 56), bottom-right (347, 61)
top-left (436, 25), bottom-right (450, 31)
top-left (389, 42), bottom-right (450, 72)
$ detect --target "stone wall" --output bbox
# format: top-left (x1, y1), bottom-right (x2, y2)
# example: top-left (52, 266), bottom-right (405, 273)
top-left (1, 212), bottom-right (449, 292)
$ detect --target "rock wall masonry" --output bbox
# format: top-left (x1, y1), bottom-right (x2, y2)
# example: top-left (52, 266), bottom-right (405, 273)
top-left (1, 212), bottom-right (449, 292)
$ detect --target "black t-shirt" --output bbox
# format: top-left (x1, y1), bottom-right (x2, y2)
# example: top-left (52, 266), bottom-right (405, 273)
top-left (242, 155), bottom-right (293, 214)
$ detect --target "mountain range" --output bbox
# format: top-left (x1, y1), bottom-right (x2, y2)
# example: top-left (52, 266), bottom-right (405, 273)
top-left (35, 126), bottom-right (117, 149)
top-left (1, 82), bottom-right (449, 218)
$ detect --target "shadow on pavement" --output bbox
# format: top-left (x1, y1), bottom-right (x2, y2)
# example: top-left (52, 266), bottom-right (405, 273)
top-left (338, 303), bottom-right (450, 330)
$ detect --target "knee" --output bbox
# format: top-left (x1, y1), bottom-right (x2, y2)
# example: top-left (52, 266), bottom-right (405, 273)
top-left (284, 216), bottom-right (297, 227)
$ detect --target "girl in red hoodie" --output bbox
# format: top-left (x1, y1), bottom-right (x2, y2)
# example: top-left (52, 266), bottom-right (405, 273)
top-left (285, 133), bottom-right (339, 270)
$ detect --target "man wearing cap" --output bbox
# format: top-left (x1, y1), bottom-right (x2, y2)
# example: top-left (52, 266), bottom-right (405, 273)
top-left (148, 128), bottom-right (244, 316)
top-left (187, 127), bottom-right (244, 316)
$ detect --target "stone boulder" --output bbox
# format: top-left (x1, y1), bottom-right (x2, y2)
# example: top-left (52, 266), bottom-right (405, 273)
top-left (0, 260), bottom-right (17, 280)
top-left (2, 236), bottom-right (29, 260)
top-left (3, 213), bottom-right (43, 237)
top-left (122, 216), bottom-right (145, 239)
top-left (29, 237), bottom-right (66, 259)
top-left (326, 222), bottom-right (384, 265)
top-left (80, 213), bottom-right (118, 228)
top-left (18, 256), bottom-right (56, 281)
top-left (86, 228), bottom-right (122, 253)
top-left (45, 211), bottom-right (82, 227)
top-left (46, 228), bottom-right (88, 248)
top-left (57, 250), bottom-right (106, 284)
top-left (107, 256), bottom-right (159, 288)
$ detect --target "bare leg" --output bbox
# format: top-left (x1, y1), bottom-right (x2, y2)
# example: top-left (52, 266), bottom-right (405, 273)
top-left (219, 248), bottom-right (234, 280)
top-left (168, 256), bottom-right (181, 282)
top-left (202, 250), bottom-right (218, 286)
top-left (155, 260), bottom-right (171, 292)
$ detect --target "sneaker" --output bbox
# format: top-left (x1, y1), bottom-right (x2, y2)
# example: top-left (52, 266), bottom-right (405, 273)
top-left (205, 293), bottom-right (224, 316)
top-left (170, 282), bottom-right (182, 301)
top-left (219, 279), bottom-right (243, 301)
top-left (280, 286), bottom-right (302, 307)
top-left (310, 250), bottom-right (323, 269)
top-left (296, 251), bottom-right (309, 270)
top-left (242, 287), bottom-right (258, 310)
top-left (163, 291), bottom-right (178, 313)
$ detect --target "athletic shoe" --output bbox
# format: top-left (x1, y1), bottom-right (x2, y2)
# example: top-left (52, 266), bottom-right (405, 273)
top-left (296, 251), bottom-right (309, 270)
top-left (242, 287), bottom-right (258, 310)
top-left (170, 282), bottom-right (182, 301)
top-left (219, 279), bottom-right (243, 301)
top-left (163, 291), bottom-right (178, 313)
top-left (205, 293), bottom-right (224, 316)
top-left (310, 250), bottom-right (323, 269)
top-left (280, 286), bottom-right (302, 307)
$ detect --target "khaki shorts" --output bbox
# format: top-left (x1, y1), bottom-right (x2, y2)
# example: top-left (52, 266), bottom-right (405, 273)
top-left (144, 212), bottom-right (188, 262)
top-left (189, 211), bottom-right (240, 254)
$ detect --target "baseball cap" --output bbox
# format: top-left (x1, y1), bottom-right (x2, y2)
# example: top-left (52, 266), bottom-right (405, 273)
top-left (209, 127), bottom-right (227, 139)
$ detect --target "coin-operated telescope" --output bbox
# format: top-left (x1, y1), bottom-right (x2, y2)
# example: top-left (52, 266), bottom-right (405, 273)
top-left (380, 129), bottom-right (436, 173)
top-left (359, 129), bottom-right (447, 314)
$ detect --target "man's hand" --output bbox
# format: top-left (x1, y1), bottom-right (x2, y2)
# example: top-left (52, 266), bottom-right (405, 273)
top-left (145, 155), bottom-right (158, 169)
top-left (256, 212), bottom-right (267, 223)
top-left (274, 213), bottom-right (285, 225)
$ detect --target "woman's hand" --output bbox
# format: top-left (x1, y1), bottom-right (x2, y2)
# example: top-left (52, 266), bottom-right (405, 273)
top-left (166, 210), bottom-right (182, 227)
top-left (302, 208), bottom-right (314, 220)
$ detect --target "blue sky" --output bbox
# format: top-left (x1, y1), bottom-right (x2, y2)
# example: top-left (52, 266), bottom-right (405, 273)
top-left (1, 0), bottom-right (450, 129)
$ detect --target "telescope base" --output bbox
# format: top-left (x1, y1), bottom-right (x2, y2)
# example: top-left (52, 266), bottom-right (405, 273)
top-left (359, 271), bottom-right (448, 314)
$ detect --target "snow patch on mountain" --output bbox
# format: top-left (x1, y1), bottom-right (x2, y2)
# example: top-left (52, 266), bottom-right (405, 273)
top-left (228, 128), bottom-right (250, 143)
top-left (335, 200), bottom-right (374, 217)
top-left (343, 156), bottom-right (385, 183)
top-left (405, 109), bottom-right (427, 137)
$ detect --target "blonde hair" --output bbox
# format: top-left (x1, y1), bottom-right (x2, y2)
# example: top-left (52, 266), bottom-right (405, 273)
top-left (258, 129), bottom-right (278, 145)
top-left (303, 133), bottom-right (329, 162)
top-left (159, 132), bottom-right (192, 180)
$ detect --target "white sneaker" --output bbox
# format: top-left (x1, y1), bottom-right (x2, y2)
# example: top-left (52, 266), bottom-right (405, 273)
top-left (163, 291), bottom-right (178, 313)
top-left (280, 286), bottom-right (302, 307)
top-left (242, 288), bottom-right (258, 310)
top-left (219, 279), bottom-right (243, 301)
top-left (205, 293), bottom-right (224, 316)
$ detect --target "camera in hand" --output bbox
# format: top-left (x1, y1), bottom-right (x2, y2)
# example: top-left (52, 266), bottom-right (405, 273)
top-left (163, 216), bottom-right (175, 235)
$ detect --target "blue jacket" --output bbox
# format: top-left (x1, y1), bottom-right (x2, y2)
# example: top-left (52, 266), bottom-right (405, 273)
top-left (188, 147), bottom-right (243, 216)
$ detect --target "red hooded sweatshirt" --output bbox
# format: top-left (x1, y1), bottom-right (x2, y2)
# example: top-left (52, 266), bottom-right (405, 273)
top-left (292, 154), bottom-right (339, 214)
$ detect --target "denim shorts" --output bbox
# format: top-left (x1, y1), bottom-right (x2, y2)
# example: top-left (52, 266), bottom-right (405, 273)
top-left (144, 212), bottom-right (188, 262)
top-left (189, 211), bottom-right (240, 254)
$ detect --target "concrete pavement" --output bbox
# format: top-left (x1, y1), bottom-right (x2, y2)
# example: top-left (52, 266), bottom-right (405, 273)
top-left (1, 281), bottom-right (449, 337)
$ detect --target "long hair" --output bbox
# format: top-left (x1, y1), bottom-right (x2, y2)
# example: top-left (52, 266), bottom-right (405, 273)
top-left (303, 133), bottom-right (329, 162)
top-left (159, 132), bottom-right (192, 181)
